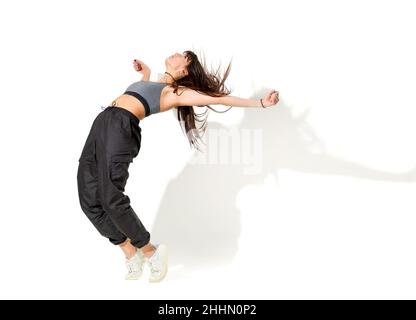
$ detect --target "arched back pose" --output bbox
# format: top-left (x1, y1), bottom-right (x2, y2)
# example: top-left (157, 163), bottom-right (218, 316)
top-left (77, 50), bottom-right (279, 282)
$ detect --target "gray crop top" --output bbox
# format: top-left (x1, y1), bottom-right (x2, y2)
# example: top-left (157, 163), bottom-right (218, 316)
top-left (123, 80), bottom-right (168, 118)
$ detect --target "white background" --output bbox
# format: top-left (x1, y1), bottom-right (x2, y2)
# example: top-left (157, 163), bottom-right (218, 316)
top-left (0, 0), bottom-right (415, 299)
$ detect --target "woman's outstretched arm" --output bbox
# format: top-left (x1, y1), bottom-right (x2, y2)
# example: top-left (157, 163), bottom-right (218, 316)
top-left (219, 95), bottom-right (262, 108)
top-left (173, 88), bottom-right (279, 108)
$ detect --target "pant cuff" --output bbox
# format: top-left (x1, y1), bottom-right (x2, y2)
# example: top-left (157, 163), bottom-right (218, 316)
top-left (109, 237), bottom-right (128, 246)
top-left (131, 235), bottom-right (151, 249)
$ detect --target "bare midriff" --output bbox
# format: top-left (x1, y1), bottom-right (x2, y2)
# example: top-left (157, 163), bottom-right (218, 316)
top-left (110, 94), bottom-right (147, 121)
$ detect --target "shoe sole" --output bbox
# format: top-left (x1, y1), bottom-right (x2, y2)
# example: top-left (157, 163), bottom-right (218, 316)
top-left (125, 272), bottom-right (143, 280)
top-left (149, 244), bottom-right (168, 283)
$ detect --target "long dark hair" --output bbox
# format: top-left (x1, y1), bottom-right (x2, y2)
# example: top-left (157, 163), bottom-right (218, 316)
top-left (168, 50), bottom-right (233, 152)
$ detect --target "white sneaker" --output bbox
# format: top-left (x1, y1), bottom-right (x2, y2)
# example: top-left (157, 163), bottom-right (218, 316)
top-left (147, 244), bottom-right (168, 282)
top-left (125, 250), bottom-right (145, 280)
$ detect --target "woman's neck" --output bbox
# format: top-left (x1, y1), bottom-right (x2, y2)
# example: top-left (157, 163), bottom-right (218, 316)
top-left (158, 71), bottom-right (176, 84)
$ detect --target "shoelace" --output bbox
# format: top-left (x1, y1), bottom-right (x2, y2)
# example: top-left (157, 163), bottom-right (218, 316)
top-left (126, 255), bottom-right (142, 273)
top-left (126, 262), bottom-right (136, 273)
top-left (148, 255), bottom-right (162, 275)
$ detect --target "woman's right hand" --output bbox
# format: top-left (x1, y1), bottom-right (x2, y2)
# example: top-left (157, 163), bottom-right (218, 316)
top-left (261, 90), bottom-right (279, 107)
top-left (133, 59), bottom-right (150, 75)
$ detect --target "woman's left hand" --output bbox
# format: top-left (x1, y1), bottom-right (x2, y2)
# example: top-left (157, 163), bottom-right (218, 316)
top-left (262, 90), bottom-right (279, 107)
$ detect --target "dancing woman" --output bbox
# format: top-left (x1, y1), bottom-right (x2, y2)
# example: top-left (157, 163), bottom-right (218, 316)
top-left (76, 50), bottom-right (279, 282)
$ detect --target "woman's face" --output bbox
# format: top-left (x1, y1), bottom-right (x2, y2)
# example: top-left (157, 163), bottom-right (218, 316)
top-left (166, 52), bottom-right (191, 77)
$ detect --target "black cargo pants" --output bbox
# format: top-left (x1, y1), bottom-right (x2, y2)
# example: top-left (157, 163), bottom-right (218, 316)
top-left (77, 106), bottom-right (150, 248)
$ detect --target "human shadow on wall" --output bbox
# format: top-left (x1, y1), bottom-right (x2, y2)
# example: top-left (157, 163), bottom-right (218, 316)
top-left (150, 87), bottom-right (416, 279)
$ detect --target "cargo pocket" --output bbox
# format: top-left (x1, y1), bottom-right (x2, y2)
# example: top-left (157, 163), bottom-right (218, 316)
top-left (110, 154), bottom-right (133, 192)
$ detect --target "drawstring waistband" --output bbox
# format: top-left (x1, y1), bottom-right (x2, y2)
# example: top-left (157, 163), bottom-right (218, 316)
top-left (99, 105), bottom-right (141, 126)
